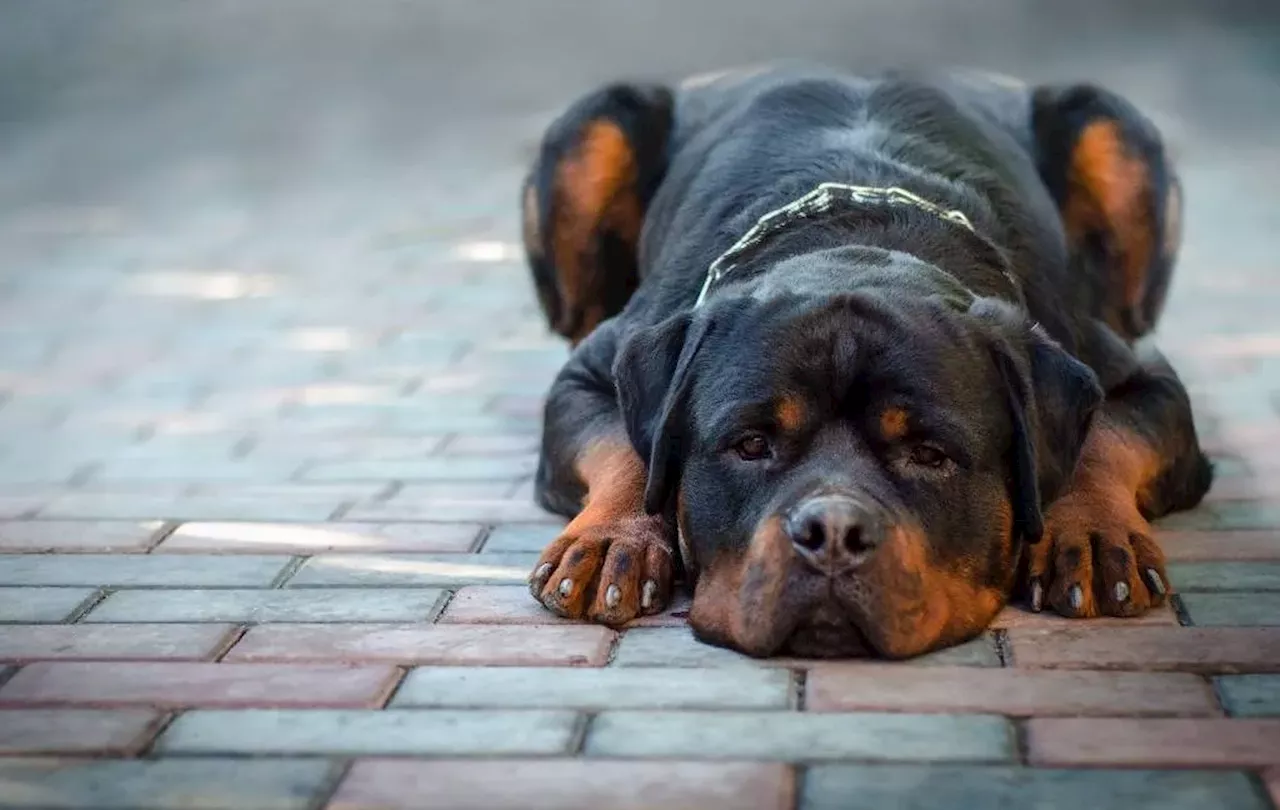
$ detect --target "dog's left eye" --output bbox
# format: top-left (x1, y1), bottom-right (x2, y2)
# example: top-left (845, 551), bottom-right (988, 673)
top-left (908, 444), bottom-right (949, 468)
top-left (733, 432), bottom-right (773, 461)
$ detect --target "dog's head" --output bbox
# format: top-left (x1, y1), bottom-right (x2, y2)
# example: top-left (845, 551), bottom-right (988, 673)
top-left (615, 247), bottom-right (1102, 658)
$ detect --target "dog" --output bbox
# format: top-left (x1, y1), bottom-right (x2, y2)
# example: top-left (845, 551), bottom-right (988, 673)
top-left (518, 64), bottom-right (1212, 658)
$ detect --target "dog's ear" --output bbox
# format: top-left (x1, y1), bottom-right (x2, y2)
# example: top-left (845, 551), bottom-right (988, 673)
top-left (974, 300), bottom-right (1104, 543)
top-left (613, 311), bottom-right (713, 514)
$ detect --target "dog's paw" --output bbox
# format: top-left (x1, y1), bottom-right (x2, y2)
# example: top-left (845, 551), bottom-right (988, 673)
top-left (1024, 487), bottom-right (1169, 618)
top-left (528, 513), bottom-right (673, 625)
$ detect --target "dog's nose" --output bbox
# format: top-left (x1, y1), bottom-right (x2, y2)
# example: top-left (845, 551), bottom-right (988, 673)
top-left (785, 495), bottom-right (881, 566)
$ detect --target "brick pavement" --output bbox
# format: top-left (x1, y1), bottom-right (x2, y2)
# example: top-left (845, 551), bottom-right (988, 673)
top-left (4, 9), bottom-right (1280, 810)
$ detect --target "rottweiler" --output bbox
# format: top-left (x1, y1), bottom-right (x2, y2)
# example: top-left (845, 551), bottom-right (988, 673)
top-left (518, 64), bottom-right (1212, 658)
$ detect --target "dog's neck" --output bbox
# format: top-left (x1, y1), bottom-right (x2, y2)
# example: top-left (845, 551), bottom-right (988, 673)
top-left (695, 183), bottom-right (1023, 308)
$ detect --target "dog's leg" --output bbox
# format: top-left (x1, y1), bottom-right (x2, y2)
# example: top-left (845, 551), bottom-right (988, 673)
top-left (523, 83), bottom-right (673, 345)
top-left (1024, 334), bottom-right (1212, 619)
top-left (528, 321), bottom-right (674, 625)
top-left (1032, 84), bottom-right (1181, 341)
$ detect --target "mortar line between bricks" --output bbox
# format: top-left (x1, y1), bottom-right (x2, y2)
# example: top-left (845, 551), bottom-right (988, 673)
top-left (144, 521), bottom-right (180, 552)
top-left (310, 759), bottom-right (354, 810)
top-left (788, 765), bottom-right (803, 810)
top-left (471, 524), bottom-right (494, 552)
top-left (426, 590), bottom-right (454, 623)
top-left (270, 556), bottom-right (307, 588)
top-left (136, 710), bottom-right (181, 758)
top-left (1011, 718), bottom-right (1030, 765)
top-left (372, 666), bottom-right (410, 708)
top-left (570, 711), bottom-right (595, 755)
top-left (67, 588), bottom-right (111, 623)
top-left (793, 669), bottom-right (807, 711)
top-left (1207, 673), bottom-right (1231, 715)
top-left (212, 624), bottom-right (250, 662)
top-left (994, 629), bottom-right (1012, 666)
top-left (327, 499), bottom-right (357, 521)
top-left (1172, 593), bottom-right (1195, 626)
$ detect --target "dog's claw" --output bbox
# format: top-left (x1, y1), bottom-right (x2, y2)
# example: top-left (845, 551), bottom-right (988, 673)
top-left (1113, 581), bottom-right (1130, 603)
top-left (605, 584), bottom-right (621, 609)
top-left (558, 578), bottom-right (573, 597)
top-left (641, 580), bottom-right (657, 611)
top-left (1144, 567), bottom-right (1167, 597)
top-left (1068, 584), bottom-right (1084, 611)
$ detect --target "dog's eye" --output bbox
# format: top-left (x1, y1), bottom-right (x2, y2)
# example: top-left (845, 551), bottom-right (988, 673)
top-left (733, 432), bottom-right (773, 461)
top-left (908, 444), bottom-right (949, 468)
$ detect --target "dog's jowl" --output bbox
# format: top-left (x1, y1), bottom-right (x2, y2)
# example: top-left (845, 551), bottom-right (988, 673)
top-left (521, 65), bottom-right (1211, 659)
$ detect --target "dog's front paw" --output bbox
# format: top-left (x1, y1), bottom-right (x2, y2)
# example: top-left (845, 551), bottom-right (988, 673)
top-left (528, 513), bottom-right (673, 625)
top-left (1025, 487), bottom-right (1169, 618)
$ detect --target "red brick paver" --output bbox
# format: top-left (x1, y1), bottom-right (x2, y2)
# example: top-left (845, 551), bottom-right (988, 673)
top-left (0, 709), bottom-right (165, 755)
top-left (806, 666), bottom-right (1219, 716)
top-left (225, 623), bottom-right (615, 666)
top-left (0, 662), bottom-right (402, 708)
top-left (1027, 718), bottom-right (1280, 768)
top-left (1007, 627), bottom-right (1280, 673)
top-left (328, 760), bottom-right (795, 810)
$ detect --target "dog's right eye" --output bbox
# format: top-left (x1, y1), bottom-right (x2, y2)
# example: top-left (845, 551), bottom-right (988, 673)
top-left (733, 432), bottom-right (773, 461)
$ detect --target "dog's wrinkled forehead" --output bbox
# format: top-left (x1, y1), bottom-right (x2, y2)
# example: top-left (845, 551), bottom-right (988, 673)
top-left (691, 285), bottom-right (991, 422)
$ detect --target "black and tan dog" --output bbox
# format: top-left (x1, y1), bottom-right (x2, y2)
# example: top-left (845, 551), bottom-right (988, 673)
top-left (519, 64), bottom-right (1212, 659)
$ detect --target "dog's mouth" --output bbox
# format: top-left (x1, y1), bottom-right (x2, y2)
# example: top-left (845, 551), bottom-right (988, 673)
top-left (782, 603), bottom-right (874, 658)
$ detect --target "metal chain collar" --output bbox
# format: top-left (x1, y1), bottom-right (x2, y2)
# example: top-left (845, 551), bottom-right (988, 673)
top-left (693, 182), bottom-right (978, 308)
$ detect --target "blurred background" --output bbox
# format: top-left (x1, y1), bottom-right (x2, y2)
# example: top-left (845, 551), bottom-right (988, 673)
top-left (1, 0), bottom-right (1278, 503)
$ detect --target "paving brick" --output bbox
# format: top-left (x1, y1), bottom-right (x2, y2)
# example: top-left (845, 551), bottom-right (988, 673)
top-left (393, 665), bottom-right (791, 709)
top-left (1158, 502), bottom-right (1280, 531)
top-left (1216, 674), bottom-right (1280, 716)
top-left (0, 662), bottom-right (400, 708)
top-left (304, 455), bottom-right (536, 482)
top-left (0, 495), bottom-right (43, 519)
top-left (1008, 627), bottom-right (1280, 672)
top-left (344, 494), bottom-right (563, 523)
top-left (0, 709), bottom-right (163, 755)
top-left (0, 554), bottom-right (291, 587)
top-left (155, 521), bottom-right (481, 553)
top-left (807, 665), bottom-right (1217, 716)
top-left (586, 711), bottom-right (1013, 762)
top-left (611, 626), bottom-right (999, 668)
top-left (1027, 717), bottom-right (1280, 767)
top-left (991, 603), bottom-right (1179, 629)
top-left (38, 490), bottom-right (364, 521)
top-left (1170, 561), bottom-right (1280, 590)
top-left (1160, 531), bottom-right (1280, 561)
top-left (481, 523), bottom-right (559, 552)
top-left (0, 624), bottom-right (235, 662)
top-left (801, 766), bottom-right (1269, 810)
top-left (226, 623), bottom-right (614, 666)
top-left (89, 457), bottom-right (304, 484)
top-left (330, 760), bottom-right (794, 810)
top-left (0, 521), bottom-right (164, 552)
top-left (0, 758), bottom-right (335, 809)
top-left (286, 552), bottom-right (537, 586)
top-left (439, 585), bottom-right (690, 626)
top-left (248, 434), bottom-right (447, 461)
top-left (443, 434), bottom-right (539, 455)
top-left (1181, 593), bottom-right (1280, 626)
top-left (157, 708), bottom-right (576, 755)
top-left (0, 587), bottom-right (96, 622)
top-left (85, 587), bottom-right (445, 623)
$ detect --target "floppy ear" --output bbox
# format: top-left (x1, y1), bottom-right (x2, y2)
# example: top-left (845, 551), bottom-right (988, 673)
top-left (613, 311), bottom-right (712, 515)
top-left (980, 306), bottom-right (1104, 543)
